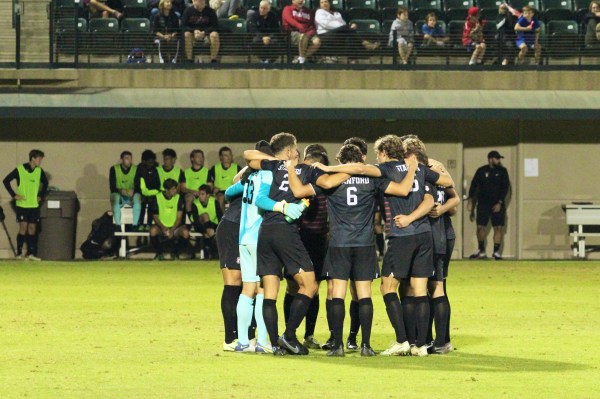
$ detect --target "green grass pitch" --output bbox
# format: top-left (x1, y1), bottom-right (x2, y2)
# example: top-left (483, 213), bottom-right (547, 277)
top-left (1, 260), bottom-right (599, 398)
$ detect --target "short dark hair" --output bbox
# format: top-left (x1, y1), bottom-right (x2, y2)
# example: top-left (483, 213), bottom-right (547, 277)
top-left (120, 151), bottom-right (132, 159)
top-left (255, 140), bottom-right (274, 156)
top-left (162, 148), bottom-right (177, 158)
top-left (163, 178), bottom-right (178, 190)
top-left (397, 6), bottom-right (408, 15)
top-left (305, 151), bottom-right (329, 166)
top-left (29, 149), bottom-right (44, 160)
top-left (374, 135), bottom-right (404, 160)
top-left (219, 146), bottom-right (232, 156)
top-left (304, 144), bottom-right (327, 158)
top-left (141, 149), bottom-right (156, 162)
top-left (343, 137), bottom-right (368, 156)
top-left (190, 149), bottom-right (204, 159)
top-left (337, 144), bottom-right (363, 164)
top-left (270, 132), bottom-right (297, 155)
top-left (198, 184), bottom-right (212, 194)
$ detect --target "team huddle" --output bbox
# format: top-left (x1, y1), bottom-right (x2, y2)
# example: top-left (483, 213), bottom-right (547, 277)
top-left (216, 132), bottom-right (459, 357)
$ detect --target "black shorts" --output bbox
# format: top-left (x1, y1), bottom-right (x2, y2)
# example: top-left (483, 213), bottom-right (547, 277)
top-left (257, 223), bottom-right (314, 278)
top-left (382, 232), bottom-right (434, 279)
top-left (430, 254), bottom-right (445, 282)
top-left (215, 219), bottom-right (240, 270)
top-left (476, 203), bottom-right (506, 227)
top-left (16, 206), bottom-right (40, 224)
top-left (323, 245), bottom-right (380, 282)
top-left (300, 230), bottom-right (328, 282)
top-left (443, 238), bottom-right (455, 279)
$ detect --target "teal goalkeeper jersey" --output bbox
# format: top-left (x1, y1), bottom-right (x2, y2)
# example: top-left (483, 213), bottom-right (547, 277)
top-left (224, 170), bottom-right (276, 247)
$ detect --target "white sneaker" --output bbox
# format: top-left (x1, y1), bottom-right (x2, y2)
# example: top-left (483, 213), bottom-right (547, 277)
top-left (27, 254), bottom-right (42, 261)
top-left (410, 344), bottom-right (429, 357)
top-left (380, 341), bottom-right (410, 356)
top-left (223, 339), bottom-right (238, 352)
top-left (15, 254), bottom-right (24, 260)
top-left (493, 252), bottom-right (502, 260)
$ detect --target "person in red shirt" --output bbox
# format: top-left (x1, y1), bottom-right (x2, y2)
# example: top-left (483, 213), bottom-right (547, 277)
top-left (462, 7), bottom-right (486, 65)
top-left (282, 0), bottom-right (321, 63)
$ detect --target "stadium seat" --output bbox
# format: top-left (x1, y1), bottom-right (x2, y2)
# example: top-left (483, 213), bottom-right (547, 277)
top-left (410, 0), bottom-right (443, 21)
top-left (349, 18), bottom-right (382, 31)
top-left (122, 0), bottom-right (149, 18)
top-left (218, 19), bottom-right (250, 58)
top-left (379, 0), bottom-right (410, 21)
top-left (445, 0), bottom-right (473, 21)
top-left (56, 17), bottom-right (87, 32)
top-left (89, 18), bottom-right (120, 55)
top-left (542, 0), bottom-right (574, 22)
top-left (53, 0), bottom-right (85, 18)
top-left (477, 0), bottom-right (502, 20)
top-left (381, 18), bottom-right (396, 33)
top-left (219, 18), bottom-right (248, 32)
top-left (547, 19), bottom-right (580, 56)
top-left (573, 0), bottom-right (592, 22)
top-left (346, 0), bottom-right (378, 9)
top-left (446, 19), bottom-right (464, 47)
top-left (55, 17), bottom-right (88, 57)
top-left (121, 18), bottom-right (152, 57)
top-left (347, 7), bottom-right (380, 18)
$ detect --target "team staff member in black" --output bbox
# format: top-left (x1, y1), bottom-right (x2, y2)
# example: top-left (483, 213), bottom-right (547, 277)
top-left (3, 149), bottom-right (48, 261)
top-left (135, 150), bottom-right (161, 230)
top-left (467, 150), bottom-right (510, 260)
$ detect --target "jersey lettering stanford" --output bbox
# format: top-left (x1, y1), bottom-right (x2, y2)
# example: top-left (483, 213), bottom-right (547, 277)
top-left (327, 175), bottom-right (389, 247)
top-left (377, 161), bottom-right (438, 237)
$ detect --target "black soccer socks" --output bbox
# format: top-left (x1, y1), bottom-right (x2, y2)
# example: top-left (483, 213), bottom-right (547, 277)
top-left (221, 285), bottom-right (241, 344)
top-left (17, 233), bottom-right (25, 255)
top-left (283, 293), bottom-right (294, 324)
top-left (414, 296), bottom-right (430, 347)
top-left (26, 234), bottom-right (38, 256)
top-left (284, 293), bottom-right (312, 340)
top-left (262, 298), bottom-right (279, 346)
top-left (348, 299), bottom-right (360, 340)
top-left (401, 295), bottom-right (417, 345)
top-left (304, 294), bottom-right (320, 339)
top-left (433, 296), bottom-right (450, 347)
top-left (358, 298), bottom-right (373, 347)
top-left (331, 298), bottom-right (345, 348)
top-left (383, 293), bottom-right (408, 343)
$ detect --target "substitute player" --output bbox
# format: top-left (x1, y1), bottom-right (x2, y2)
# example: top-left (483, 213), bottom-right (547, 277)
top-left (3, 149), bottom-right (48, 260)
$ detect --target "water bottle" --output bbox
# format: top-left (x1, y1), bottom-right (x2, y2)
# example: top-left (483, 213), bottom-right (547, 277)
top-left (285, 198), bottom-right (310, 223)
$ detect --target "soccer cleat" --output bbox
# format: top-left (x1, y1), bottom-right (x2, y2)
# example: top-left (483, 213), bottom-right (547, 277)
top-left (469, 250), bottom-right (486, 259)
top-left (360, 343), bottom-right (377, 357)
top-left (27, 254), bottom-right (42, 261)
top-left (303, 335), bottom-right (322, 350)
top-left (380, 341), bottom-right (411, 356)
top-left (493, 252), bottom-right (502, 260)
top-left (410, 344), bottom-right (429, 357)
top-left (222, 340), bottom-right (238, 352)
top-left (432, 342), bottom-right (453, 354)
top-left (271, 345), bottom-right (287, 356)
top-left (234, 342), bottom-right (256, 353)
top-left (321, 336), bottom-right (335, 350)
top-left (154, 254), bottom-right (165, 261)
top-left (15, 254), bottom-right (24, 260)
top-left (346, 337), bottom-right (359, 351)
top-left (278, 335), bottom-right (307, 355)
top-left (326, 345), bottom-right (345, 357)
top-left (255, 344), bottom-right (273, 354)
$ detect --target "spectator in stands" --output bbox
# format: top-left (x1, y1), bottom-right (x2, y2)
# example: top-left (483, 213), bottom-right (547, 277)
top-left (247, 0), bottom-right (282, 63)
top-left (153, 0), bottom-right (181, 63)
top-left (149, 0), bottom-right (184, 19)
top-left (514, 5), bottom-right (541, 65)
top-left (88, 0), bottom-right (123, 19)
top-left (109, 151), bottom-right (142, 230)
top-left (282, 0), bottom-right (321, 64)
top-left (208, 146), bottom-right (241, 212)
top-left (495, 3), bottom-right (518, 65)
top-left (463, 7), bottom-right (486, 65)
top-left (421, 13), bottom-right (449, 47)
top-left (182, 0), bottom-right (220, 63)
top-left (584, 1), bottom-right (600, 47)
top-left (192, 184), bottom-right (222, 259)
top-left (149, 178), bottom-right (190, 260)
top-left (209, 0), bottom-right (242, 19)
top-left (184, 149), bottom-right (209, 214)
top-left (388, 7), bottom-right (414, 65)
top-left (315, 0), bottom-right (380, 63)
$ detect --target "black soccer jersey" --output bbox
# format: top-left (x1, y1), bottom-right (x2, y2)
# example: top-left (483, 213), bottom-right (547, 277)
top-left (377, 161), bottom-right (439, 237)
top-left (259, 160), bottom-right (322, 225)
top-left (222, 195), bottom-right (242, 224)
top-left (327, 175), bottom-right (390, 247)
top-left (430, 185), bottom-right (446, 255)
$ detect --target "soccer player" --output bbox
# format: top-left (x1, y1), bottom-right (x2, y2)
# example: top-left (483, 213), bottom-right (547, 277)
top-left (215, 177), bottom-right (243, 351)
top-left (3, 149), bottom-right (48, 260)
top-left (135, 150), bottom-right (161, 230)
top-left (316, 144), bottom-right (419, 357)
top-left (313, 135), bottom-right (452, 356)
top-left (148, 178), bottom-right (190, 260)
top-left (244, 132), bottom-right (347, 355)
top-left (208, 146), bottom-right (241, 213)
top-left (192, 184), bottom-right (222, 259)
top-left (184, 149), bottom-right (209, 214)
top-left (157, 148), bottom-right (186, 192)
top-left (109, 151), bottom-right (141, 230)
top-left (226, 141), bottom-right (305, 353)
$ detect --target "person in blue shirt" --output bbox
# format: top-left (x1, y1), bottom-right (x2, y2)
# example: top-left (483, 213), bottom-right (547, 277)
top-left (514, 6), bottom-right (541, 65)
top-left (421, 13), bottom-right (449, 47)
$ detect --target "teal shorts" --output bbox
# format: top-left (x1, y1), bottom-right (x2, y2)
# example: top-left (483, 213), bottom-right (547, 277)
top-left (239, 244), bottom-right (260, 283)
